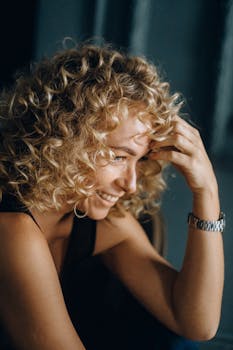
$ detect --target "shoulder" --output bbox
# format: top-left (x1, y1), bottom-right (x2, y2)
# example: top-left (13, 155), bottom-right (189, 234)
top-left (0, 212), bottom-right (50, 278)
top-left (94, 209), bottom-right (150, 255)
top-left (0, 211), bottom-right (45, 244)
top-left (0, 212), bottom-right (83, 349)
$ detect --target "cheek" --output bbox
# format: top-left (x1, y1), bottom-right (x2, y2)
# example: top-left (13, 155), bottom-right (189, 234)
top-left (95, 165), bottom-right (119, 185)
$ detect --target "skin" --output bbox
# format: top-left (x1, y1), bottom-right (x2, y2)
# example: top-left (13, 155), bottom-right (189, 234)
top-left (0, 111), bottom-right (224, 349)
top-left (95, 113), bottom-right (224, 339)
top-left (79, 115), bottom-right (150, 220)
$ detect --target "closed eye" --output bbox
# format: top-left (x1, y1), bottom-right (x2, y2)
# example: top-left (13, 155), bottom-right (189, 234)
top-left (113, 156), bottom-right (127, 162)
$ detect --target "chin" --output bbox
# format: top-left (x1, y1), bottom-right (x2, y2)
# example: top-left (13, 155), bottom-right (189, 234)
top-left (82, 196), bottom-right (113, 220)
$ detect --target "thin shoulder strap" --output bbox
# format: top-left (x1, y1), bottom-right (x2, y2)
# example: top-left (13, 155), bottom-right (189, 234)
top-left (24, 209), bottom-right (41, 230)
top-left (0, 193), bottom-right (41, 229)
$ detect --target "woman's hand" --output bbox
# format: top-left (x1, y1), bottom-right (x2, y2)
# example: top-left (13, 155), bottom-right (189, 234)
top-left (149, 115), bottom-right (218, 196)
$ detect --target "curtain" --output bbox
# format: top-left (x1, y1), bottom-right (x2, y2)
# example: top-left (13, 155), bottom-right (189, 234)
top-left (212, 0), bottom-right (233, 159)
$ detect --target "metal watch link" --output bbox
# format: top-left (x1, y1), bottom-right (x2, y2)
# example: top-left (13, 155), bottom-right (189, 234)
top-left (187, 212), bottom-right (225, 232)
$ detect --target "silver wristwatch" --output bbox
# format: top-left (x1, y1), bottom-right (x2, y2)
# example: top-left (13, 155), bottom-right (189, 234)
top-left (187, 212), bottom-right (226, 232)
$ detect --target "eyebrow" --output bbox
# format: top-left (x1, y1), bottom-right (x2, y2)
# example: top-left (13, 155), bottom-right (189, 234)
top-left (110, 146), bottom-right (137, 156)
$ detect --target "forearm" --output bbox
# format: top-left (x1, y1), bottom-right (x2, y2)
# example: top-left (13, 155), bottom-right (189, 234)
top-left (173, 186), bottom-right (224, 339)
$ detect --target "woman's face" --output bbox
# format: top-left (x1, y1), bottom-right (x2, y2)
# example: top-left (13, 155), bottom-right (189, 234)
top-left (80, 110), bottom-right (150, 220)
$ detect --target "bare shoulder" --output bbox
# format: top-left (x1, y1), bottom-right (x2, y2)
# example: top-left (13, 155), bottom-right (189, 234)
top-left (0, 212), bottom-right (47, 273)
top-left (94, 209), bottom-right (150, 255)
top-left (0, 213), bottom-right (57, 301)
top-left (0, 211), bottom-right (45, 247)
top-left (0, 211), bottom-right (41, 237)
top-left (0, 213), bottom-right (83, 349)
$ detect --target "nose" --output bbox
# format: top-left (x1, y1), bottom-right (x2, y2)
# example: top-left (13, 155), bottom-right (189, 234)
top-left (118, 165), bottom-right (137, 194)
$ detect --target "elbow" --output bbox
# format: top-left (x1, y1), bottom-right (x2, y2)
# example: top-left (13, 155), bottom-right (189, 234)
top-left (192, 328), bottom-right (218, 342)
top-left (181, 322), bottom-right (219, 341)
top-left (175, 306), bottom-right (221, 341)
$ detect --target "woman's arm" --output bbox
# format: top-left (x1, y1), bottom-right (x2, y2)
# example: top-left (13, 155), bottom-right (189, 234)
top-left (150, 115), bottom-right (224, 337)
top-left (100, 116), bottom-right (224, 341)
top-left (0, 213), bottom-right (86, 350)
top-left (171, 187), bottom-right (223, 338)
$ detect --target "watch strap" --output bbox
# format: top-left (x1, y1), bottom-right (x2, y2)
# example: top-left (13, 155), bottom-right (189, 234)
top-left (187, 212), bottom-right (225, 232)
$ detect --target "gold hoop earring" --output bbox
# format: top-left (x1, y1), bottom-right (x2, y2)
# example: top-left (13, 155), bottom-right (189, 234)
top-left (73, 205), bottom-right (87, 219)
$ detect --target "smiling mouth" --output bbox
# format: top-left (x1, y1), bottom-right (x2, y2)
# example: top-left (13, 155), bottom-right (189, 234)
top-left (97, 190), bottom-right (120, 203)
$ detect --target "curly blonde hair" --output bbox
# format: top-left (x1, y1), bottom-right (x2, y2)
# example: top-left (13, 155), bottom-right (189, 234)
top-left (0, 42), bottom-right (182, 217)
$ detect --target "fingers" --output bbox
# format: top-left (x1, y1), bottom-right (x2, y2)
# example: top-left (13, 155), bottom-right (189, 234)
top-left (150, 134), bottom-right (196, 156)
top-left (149, 147), bottom-right (191, 168)
top-left (149, 115), bottom-right (216, 193)
top-left (149, 115), bottom-right (205, 165)
top-left (150, 116), bottom-right (203, 155)
top-left (171, 115), bottom-right (202, 145)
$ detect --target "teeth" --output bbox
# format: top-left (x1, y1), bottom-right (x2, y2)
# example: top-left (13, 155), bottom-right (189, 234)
top-left (97, 191), bottom-right (118, 203)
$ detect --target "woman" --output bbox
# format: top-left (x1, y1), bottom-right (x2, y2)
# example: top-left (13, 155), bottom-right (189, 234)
top-left (0, 43), bottom-right (224, 350)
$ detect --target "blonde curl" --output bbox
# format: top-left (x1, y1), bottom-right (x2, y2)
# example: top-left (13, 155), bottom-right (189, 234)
top-left (0, 42), bottom-right (182, 217)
